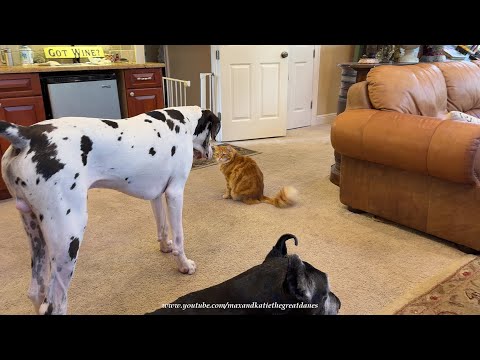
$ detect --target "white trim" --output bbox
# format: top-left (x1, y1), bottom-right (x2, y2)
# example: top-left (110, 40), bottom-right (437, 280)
top-left (133, 45), bottom-right (145, 64)
top-left (311, 45), bottom-right (321, 125)
top-left (211, 45), bottom-right (222, 142)
top-left (313, 113), bottom-right (336, 125)
top-left (164, 45), bottom-right (171, 77)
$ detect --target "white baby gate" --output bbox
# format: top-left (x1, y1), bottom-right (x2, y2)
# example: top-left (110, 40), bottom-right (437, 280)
top-left (162, 77), bottom-right (191, 107)
top-left (200, 72), bottom-right (216, 112)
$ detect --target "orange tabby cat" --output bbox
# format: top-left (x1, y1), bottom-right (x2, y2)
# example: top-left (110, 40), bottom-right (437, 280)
top-left (213, 144), bottom-right (298, 208)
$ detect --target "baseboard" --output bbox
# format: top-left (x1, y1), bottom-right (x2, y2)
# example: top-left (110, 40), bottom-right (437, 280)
top-left (313, 113), bottom-right (336, 125)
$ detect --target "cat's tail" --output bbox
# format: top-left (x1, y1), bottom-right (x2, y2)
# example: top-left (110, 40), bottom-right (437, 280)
top-left (261, 186), bottom-right (298, 208)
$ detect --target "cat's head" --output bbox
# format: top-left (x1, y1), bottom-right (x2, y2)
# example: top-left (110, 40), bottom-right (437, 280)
top-left (213, 144), bottom-right (237, 164)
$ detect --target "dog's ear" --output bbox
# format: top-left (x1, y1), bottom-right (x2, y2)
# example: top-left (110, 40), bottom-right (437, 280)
top-left (264, 233), bottom-right (298, 262)
top-left (206, 110), bottom-right (221, 141)
top-left (284, 254), bottom-right (315, 303)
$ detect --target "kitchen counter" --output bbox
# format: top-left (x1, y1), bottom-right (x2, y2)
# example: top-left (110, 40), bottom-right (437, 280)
top-left (0, 62), bottom-right (165, 74)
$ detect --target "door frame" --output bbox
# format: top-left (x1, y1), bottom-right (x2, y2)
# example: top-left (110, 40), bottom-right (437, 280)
top-left (210, 45), bottom-right (320, 139)
top-left (311, 45), bottom-right (321, 126)
top-left (211, 45), bottom-right (222, 141)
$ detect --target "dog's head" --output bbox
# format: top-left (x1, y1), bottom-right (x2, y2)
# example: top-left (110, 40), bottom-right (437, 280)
top-left (193, 109), bottom-right (221, 160)
top-left (264, 234), bottom-right (341, 315)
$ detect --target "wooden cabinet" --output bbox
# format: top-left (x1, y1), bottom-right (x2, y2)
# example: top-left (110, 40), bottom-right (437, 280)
top-left (119, 68), bottom-right (164, 117)
top-left (0, 96), bottom-right (46, 126)
top-left (0, 73), bottom-right (46, 200)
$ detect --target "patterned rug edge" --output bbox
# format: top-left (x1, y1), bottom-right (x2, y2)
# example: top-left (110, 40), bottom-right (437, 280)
top-left (377, 254), bottom-right (477, 315)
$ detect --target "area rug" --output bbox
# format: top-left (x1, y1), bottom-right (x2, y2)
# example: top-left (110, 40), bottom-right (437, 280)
top-left (390, 256), bottom-right (480, 315)
top-left (191, 144), bottom-right (260, 170)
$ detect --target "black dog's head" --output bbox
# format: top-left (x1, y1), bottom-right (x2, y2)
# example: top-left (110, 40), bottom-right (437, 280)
top-left (146, 233), bottom-right (341, 316)
top-left (264, 234), bottom-right (341, 315)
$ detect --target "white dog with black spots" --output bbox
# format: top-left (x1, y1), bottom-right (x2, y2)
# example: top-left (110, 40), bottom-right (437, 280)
top-left (0, 106), bottom-right (220, 315)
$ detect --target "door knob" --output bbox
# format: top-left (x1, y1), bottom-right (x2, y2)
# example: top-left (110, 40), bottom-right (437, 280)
top-left (281, 51), bottom-right (288, 58)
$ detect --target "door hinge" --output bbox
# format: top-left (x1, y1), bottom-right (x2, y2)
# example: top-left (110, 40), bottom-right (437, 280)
top-left (216, 50), bottom-right (220, 60)
top-left (313, 49), bottom-right (315, 58)
top-left (310, 101), bottom-right (313, 109)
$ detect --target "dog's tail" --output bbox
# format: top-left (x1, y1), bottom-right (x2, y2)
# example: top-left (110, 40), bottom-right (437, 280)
top-left (0, 121), bottom-right (28, 149)
top-left (261, 186), bottom-right (298, 208)
top-left (264, 233), bottom-right (298, 261)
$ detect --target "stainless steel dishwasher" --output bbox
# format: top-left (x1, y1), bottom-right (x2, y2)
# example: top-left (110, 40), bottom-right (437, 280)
top-left (43, 72), bottom-right (121, 119)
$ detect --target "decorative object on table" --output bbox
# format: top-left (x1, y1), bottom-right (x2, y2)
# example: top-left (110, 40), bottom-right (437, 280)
top-left (376, 45), bottom-right (397, 63)
top-left (456, 45), bottom-right (480, 60)
top-left (358, 55), bottom-right (379, 64)
top-left (420, 45), bottom-right (446, 62)
top-left (0, 48), bottom-right (14, 66)
top-left (443, 45), bottom-right (469, 60)
top-left (19, 45), bottom-right (34, 65)
top-left (397, 45), bottom-right (420, 63)
top-left (393, 47), bottom-right (405, 62)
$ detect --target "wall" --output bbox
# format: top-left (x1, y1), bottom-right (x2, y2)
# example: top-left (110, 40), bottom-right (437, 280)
top-left (317, 45), bottom-right (354, 115)
top-left (167, 45), bottom-right (211, 106)
top-left (1, 45), bottom-right (136, 65)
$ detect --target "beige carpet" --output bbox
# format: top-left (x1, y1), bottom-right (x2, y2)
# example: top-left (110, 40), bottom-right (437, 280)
top-left (0, 125), bottom-right (473, 315)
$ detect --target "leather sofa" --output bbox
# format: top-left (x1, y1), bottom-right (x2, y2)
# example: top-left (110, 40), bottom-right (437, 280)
top-left (331, 60), bottom-right (480, 251)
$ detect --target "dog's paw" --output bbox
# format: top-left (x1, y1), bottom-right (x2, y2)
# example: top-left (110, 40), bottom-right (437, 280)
top-left (39, 302), bottom-right (54, 315)
top-left (160, 240), bottom-right (173, 253)
top-left (179, 259), bottom-right (196, 275)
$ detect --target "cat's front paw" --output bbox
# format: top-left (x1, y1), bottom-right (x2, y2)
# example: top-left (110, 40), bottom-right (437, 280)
top-left (222, 193), bottom-right (232, 199)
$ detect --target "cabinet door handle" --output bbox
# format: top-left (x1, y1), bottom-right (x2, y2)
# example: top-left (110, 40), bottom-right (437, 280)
top-left (136, 77), bottom-right (152, 81)
top-left (129, 92), bottom-right (135, 97)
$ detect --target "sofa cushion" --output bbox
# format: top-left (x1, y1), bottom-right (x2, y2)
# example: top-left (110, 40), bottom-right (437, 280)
top-left (435, 61), bottom-right (480, 113)
top-left (366, 63), bottom-right (447, 118)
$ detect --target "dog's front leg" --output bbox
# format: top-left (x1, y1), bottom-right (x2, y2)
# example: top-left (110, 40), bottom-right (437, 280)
top-left (165, 185), bottom-right (196, 275)
top-left (151, 195), bottom-right (173, 253)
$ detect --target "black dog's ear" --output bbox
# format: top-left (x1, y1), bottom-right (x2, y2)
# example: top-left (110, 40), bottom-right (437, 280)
top-left (264, 233), bottom-right (298, 262)
top-left (284, 254), bottom-right (314, 303)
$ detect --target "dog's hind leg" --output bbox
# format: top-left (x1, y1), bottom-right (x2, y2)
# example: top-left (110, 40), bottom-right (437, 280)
top-left (165, 182), bottom-right (196, 275)
top-left (151, 194), bottom-right (173, 253)
top-left (21, 213), bottom-right (49, 314)
top-left (37, 196), bottom-right (88, 315)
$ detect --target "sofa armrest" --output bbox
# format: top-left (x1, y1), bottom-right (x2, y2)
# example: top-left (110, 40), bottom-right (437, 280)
top-left (428, 120), bottom-right (480, 184)
top-left (346, 81), bottom-right (372, 110)
top-left (331, 109), bottom-right (480, 185)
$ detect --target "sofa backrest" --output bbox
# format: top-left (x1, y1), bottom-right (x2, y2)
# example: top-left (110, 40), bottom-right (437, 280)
top-left (366, 63), bottom-right (447, 118)
top-left (365, 60), bottom-right (480, 119)
top-left (435, 61), bottom-right (480, 118)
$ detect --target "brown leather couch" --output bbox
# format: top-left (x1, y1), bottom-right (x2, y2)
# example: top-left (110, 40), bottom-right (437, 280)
top-left (331, 60), bottom-right (480, 251)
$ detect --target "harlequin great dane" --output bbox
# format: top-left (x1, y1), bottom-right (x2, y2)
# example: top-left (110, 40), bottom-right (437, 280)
top-left (0, 106), bottom-right (220, 315)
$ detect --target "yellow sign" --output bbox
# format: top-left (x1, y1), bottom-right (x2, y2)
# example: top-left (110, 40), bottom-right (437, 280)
top-left (44, 46), bottom-right (105, 59)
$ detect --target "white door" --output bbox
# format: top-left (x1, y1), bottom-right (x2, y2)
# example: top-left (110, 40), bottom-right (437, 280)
top-left (218, 45), bottom-right (289, 141)
top-left (287, 45), bottom-right (315, 129)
